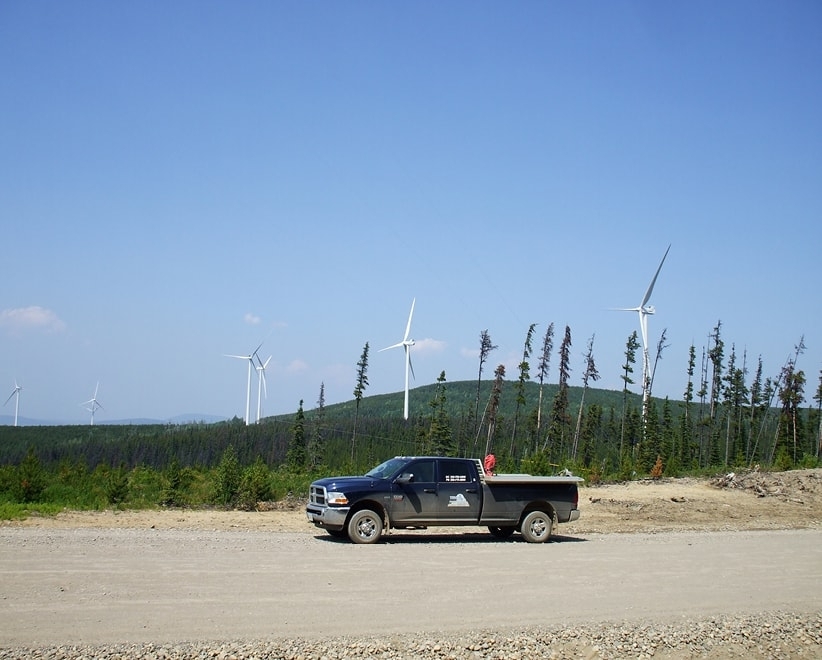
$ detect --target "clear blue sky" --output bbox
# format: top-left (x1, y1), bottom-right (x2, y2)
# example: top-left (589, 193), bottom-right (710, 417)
top-left (2, 2), bottom-right (820, 424)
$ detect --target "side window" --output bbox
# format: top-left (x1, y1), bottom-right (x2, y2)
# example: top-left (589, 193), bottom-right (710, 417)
top-left (438, 460), bottom-right (473, 484)
top-left (409, 460), bottom-right (435, 483)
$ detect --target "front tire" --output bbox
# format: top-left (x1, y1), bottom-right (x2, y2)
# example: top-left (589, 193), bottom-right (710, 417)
top-left (488, 525), bottom-right (516, 539)
top-left (520, 510), bottom-right (553, 543)
top-left (347, 509), bottom-right (383, 544)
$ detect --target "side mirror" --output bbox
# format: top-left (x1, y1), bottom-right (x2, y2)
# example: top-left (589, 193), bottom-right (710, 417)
top-left (396, 473), bottom-right (414, 485)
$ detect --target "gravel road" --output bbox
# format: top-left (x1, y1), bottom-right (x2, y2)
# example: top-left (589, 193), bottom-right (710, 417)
top-left (2, 526), bottom-right (821, 658)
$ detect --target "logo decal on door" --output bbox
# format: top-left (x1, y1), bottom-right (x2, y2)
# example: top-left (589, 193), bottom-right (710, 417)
top-left (448, 493), bottom-right (471, 507)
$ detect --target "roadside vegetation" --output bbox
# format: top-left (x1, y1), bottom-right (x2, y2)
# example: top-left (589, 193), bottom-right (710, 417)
top-left (1, 322), bottom-right (819, 519)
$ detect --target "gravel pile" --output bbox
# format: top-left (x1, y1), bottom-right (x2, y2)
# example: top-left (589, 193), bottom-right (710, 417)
top-left (2, 610), bottom-right (820, 660)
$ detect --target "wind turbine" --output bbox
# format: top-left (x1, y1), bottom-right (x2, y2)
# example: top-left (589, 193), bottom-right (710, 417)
top-left (379, 298), bottom-right (416, 420)
top-left (81, 382), bottom-right (103, 425)
top-left (225, 342), bottom-right (263, 425)
top-left (4, 380), bottom-right (22, 427)
top-left (255, 354), bottom-right (272, 423)
top-left (614, 244), bottom-right (671, 407)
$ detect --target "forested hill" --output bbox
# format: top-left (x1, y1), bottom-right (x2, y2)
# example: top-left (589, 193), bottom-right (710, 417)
top-left (0, 380), bottom-right (648, 470)
top-left (273, 379), bottom-right (647, 422)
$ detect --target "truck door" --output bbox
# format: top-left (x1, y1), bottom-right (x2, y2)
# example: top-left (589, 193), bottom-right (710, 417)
top-left (389, 458), bottom-right (438, 525)
top-left (436, 459), bottom-right (481, 523)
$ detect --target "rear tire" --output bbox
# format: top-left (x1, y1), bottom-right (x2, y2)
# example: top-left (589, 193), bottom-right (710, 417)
top-left (347, 509), bottom-right (383, 544)
top-left (488, 525), bottom-right (516, 539)
top-left (520, 510), bottom-right (552, 543)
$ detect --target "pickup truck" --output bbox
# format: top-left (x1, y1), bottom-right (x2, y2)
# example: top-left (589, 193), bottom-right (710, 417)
top-left (306, 456), bottom-right (582, 544)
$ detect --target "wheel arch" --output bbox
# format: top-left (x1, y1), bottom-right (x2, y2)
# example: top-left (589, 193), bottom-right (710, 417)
top-left (518, 500), bottom-right (557, 528)
top-left (346, 498), bottom-right (388, 530)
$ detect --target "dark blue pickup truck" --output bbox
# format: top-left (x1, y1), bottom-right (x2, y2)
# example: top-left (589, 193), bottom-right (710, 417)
top-left (306, 456), bottom-right (582, 544)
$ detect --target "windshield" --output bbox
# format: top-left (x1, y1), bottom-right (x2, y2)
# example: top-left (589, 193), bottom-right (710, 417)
top-left (365, 457), bottom-right (411, 479)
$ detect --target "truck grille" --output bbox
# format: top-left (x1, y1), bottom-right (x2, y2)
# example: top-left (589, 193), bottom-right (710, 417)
top-left (309, 485), bottom-right (326, 506)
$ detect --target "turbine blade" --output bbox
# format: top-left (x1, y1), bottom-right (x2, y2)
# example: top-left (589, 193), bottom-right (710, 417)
top-left (379, 342), bottom-right (404, 352)
top-left (4, 391), bottom-right (14, 406)
top-left (403, 298), bottom-right (416, 342)
top-left (409, 354), bottom-right (415, 381)
top-left (641, 244), bottom-right (671, 308)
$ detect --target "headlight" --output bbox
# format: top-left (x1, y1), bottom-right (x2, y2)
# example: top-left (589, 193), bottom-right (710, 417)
top-left (326, 491), bottom-right (349, 505)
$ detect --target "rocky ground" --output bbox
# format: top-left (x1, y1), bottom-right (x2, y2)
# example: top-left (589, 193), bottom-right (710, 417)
top-left (3, 467), bottom-right (821, 659)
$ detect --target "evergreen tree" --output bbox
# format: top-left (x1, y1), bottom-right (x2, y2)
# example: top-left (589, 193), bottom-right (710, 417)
top-left (474, 330), bottom-right (498, 444)
top-left (307, 383), bottom-right (326, 469)
top-left (708, 321), bottom-right (725, 423)
top-left (17, 447), bottom-right (46, 502)
top-left (511, 323), bottom-right (537, 456)
top-left (545, 325), bottom-right (572, 461)
top-left (572, 334), bottom-right (600, 461)
top-left (214, 444), bottom-right (241, 506)
top-left (239, 457), bottom-right (273, 510)
top-left (773, 337), bottom-right (806, 465)
top-left (484, 364), bottom-right (506, 457)
top-left (351, 342), bottom-right (370, 462)
top-left (814, 369), bottom-right (822, 459)
top-left (428, 371), bottom-right (454, 456)
top-left (620, 331), bottom-right (639, 457)
top-left (287, 400), bottom-right (307, 471)
top-left (535, 322), bottom-right (555, 438)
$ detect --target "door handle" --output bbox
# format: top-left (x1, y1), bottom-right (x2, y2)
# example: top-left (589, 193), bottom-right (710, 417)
top-left (466, 488), bottom-right (478, 493)
top-left (423, 488), bottom-right (436, 494)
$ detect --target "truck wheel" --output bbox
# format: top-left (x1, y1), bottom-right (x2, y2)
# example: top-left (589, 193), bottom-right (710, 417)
top-left (488, 525), bottom-right (516, 539)
top-left (347, 509), bottom-right (383, 544)
top-left (520, 510), bottom-right (552, 543)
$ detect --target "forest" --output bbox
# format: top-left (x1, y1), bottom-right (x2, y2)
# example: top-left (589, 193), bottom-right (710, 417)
top-left (1, 322), bottom-right (819, 517)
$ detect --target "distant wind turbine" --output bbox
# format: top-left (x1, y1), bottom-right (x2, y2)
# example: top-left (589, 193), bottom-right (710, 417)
top-left (225, 342), bottom-right (263, 425)
top-left (379, 298), bottom-right (416, 420)
top-left (4, 380), bottom-right (22, 427)
top-left (255, 354), bottom-right (272, 424)
top-left (81, 382), bottom-right (103, 425)
top-left (613, 244), bottom-right (671, 407)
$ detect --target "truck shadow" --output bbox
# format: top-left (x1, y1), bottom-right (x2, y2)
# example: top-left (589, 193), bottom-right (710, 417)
top-left (314, 532), bottom-right (588, 545)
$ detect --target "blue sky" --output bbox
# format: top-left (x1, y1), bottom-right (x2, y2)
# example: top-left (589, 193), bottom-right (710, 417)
top-left (2, 2), bottom-right (820, 424)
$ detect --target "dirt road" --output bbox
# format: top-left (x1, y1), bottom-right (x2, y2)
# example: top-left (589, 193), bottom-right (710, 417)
top-left (2, 526), bottom-right (821, 646)
top-left (2, 467), bottom-right (821, 651)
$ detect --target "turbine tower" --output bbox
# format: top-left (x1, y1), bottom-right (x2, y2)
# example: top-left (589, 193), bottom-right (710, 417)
top-left (81, 382), bottom-right (103, 425)
top-left (614, 244), bottom-right (671, 407)
top-left (225, 342), bottom-right (263, 425)
top-left (4, 380), bottom-right (22, 427)
top-left (379, 298), bottom-right (416, 420)
top-left (255, 354), bottom-right (271, 423)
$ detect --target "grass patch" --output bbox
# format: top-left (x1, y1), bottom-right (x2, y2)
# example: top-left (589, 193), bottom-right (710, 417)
top-left (0, 501), bottom-right (66, 521)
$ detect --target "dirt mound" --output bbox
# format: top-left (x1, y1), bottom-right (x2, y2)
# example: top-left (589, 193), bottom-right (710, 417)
top-left (710, 466), bottom-right (822, 503)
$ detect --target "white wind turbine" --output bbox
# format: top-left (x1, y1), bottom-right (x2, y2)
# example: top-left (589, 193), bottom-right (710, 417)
top-left (81, 382), bottom-right (103, 425)
top-left (614, 244), bottom-right (671, 408)
top-left (255, 354), bottom-right (272, 424)
top-left (4, 380), bottom-right (22, 427)
top-left (379, 298), bottom-right (416, 420)
top-left (225, 342), bottom-right (263, 425)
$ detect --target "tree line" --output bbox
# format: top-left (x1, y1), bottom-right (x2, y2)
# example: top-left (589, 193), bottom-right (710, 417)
top-left (1, 319), bottom-right (819, 513)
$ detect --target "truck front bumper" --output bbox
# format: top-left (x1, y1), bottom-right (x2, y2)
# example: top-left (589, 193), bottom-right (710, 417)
top-left (306, 505), bottom-right (350, 531)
